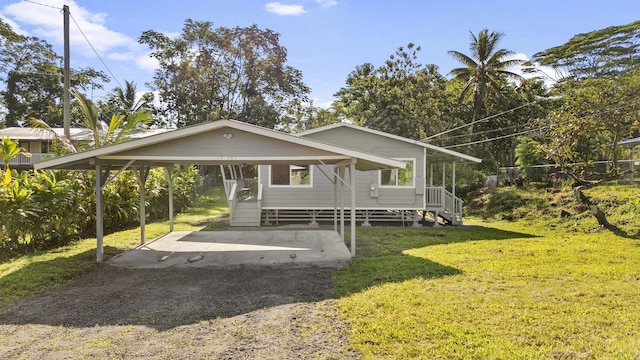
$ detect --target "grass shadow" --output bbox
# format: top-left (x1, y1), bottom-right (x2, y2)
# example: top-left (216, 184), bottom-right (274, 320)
top-left (333, 224), bottom-right (538, 297)
top-left (606, 224), bottom-right (640, 240)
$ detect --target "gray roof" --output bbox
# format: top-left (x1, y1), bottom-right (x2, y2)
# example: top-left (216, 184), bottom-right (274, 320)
top-left (618, 137), bottom-right (640, 146)
top-left (297, 122), bottom-right (482, 163)
top-left (0, 127), bottom-right (93, 141)
top-left (34, 119), bottom-right (406, 171)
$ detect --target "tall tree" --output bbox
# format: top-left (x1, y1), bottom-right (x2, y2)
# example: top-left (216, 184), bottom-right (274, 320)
top-left (334, 43), bottom-right (450, 140)
top-left (99, 80), bottom-right (154, 122)
top-left (448, 29), bottom-right (523, 122)
top-left (139, 19), bottom-right (310, 128)
top-left (29, 89), bottom-right (152, 152)
top-left (539, 69), bottom-right (640, 228)
top-left (531, 20), bottom-right (640, 80)
top-left (0, 19), bottom-right (108, 127)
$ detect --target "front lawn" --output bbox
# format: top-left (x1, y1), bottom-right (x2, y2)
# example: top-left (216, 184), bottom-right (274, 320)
top-left (334, 220), bottom-right (640, 359)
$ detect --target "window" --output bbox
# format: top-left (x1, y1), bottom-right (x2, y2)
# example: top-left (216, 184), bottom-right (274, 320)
top-left (270, 164), bottom-right (312, 187)
top-left (380, 159), bottom-right (414, 187)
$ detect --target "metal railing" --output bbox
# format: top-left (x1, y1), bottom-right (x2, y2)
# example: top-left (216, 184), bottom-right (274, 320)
top-left (425, 186), bottom-right (463, 225)
top-left (2, 153), bottom-right (52, 166)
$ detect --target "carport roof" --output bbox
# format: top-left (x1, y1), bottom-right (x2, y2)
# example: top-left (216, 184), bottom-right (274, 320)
top-left (34, 119), bottom-right (406, 171)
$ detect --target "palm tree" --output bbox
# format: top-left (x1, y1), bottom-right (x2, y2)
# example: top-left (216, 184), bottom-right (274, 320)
top-left (29, 88), bottom-right (152, 152)
top-left (448, 29), bottom-right (524, 122)
top-left (111, 80), bottom-right (154, 115)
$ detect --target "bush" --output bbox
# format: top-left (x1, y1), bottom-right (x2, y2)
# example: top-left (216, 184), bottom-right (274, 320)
top-left (0, 166), bottom-right (201, 255)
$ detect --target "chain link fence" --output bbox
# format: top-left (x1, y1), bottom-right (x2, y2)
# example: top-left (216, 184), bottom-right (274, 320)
top-left (497, 160), bottom-right (640, 187)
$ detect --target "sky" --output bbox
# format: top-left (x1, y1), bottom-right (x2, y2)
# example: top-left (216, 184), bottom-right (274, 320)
top-left (1, 0), bottom-right (639, 108)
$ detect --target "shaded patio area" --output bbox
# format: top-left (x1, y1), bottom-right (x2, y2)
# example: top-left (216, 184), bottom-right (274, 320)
top-left (108, 229), bottom-right (351, 269)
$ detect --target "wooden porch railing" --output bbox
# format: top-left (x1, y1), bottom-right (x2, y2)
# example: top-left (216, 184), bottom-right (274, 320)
top-left (2, 153), bottom-right (51, 166)
top-left (425, 186), bottom-right (463, 225)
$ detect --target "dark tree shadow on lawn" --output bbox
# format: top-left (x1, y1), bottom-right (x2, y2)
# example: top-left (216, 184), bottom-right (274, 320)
top-left (0, 225), bottom-right (537, 330)
top-left (333, 224), bottom-right (538, 297)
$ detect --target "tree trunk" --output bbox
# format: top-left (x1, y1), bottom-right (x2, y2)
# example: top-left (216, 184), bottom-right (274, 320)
top-left (573, 185), bottom-right (611, 228)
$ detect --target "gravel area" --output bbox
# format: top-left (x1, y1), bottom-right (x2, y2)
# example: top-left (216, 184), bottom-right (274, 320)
top-left (0, 264), bottom-right (359, 359)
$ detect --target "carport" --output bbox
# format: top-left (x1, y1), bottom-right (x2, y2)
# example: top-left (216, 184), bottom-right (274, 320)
top-left (34, 119), bottom-right (405, 263)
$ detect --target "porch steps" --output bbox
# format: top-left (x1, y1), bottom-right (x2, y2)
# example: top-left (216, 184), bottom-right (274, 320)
top-left (230, 200), bottom-right (261, 227)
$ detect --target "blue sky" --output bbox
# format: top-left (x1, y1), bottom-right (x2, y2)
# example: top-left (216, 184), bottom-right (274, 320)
top-left (1, 0), bottom-right (639, 107)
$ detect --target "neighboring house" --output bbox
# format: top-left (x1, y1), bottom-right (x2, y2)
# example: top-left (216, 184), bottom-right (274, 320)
top-left (0, 127), bottom-right (168, 170)
top-left (224, 123), bottom-right (481, 227)
top-left (0, 127), bottom-right (93, 169)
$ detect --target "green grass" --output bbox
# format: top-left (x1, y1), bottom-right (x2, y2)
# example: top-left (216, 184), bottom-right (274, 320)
top-left (0, 185), bottom-right (228, 305)
top-left (334, 197), bottom-right (640, 359)
top-left (2, 182), bottom-right (639, 358)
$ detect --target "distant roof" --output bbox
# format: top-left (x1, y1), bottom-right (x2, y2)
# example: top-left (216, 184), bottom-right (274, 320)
top-left (0, 127), bottom-right (170, 142)
top-left (618, 137), bottom-right (640, 146)
top-left (0, 127), bottom-right (93, 141)
top-left (297, 122), bottom-right (482, 163)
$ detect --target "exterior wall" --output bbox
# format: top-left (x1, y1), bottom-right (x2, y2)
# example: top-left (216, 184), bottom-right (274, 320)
top-left (259, 127), bottom-right (426, 210)
top-left (118, 129), bottom-right (339, 159)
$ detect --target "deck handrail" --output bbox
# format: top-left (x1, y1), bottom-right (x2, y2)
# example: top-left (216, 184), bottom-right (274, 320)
top-left (425, 186), bottom-right (464, 224)
top-left (2, 153), bottom-right (51, 166)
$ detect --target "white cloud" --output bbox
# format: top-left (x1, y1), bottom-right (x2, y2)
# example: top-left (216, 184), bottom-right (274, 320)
top-left (0, 13), bottom-right (28, 35)
top-left (2, 0), bottom-right (159, 86)
top-left (316, 0), bottom-right (338, 7)
top-left (136, 54), bottom-right (160, 73)
top-left (506, 53), bottom-right (564, 87)
top-left (3, 1), bottom-right (139, 60)
top-left (265, 2), bottom-right (307, 16)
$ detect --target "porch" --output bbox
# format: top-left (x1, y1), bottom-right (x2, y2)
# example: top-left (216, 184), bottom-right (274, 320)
top-left (223, 181), bottom-right (464, 228)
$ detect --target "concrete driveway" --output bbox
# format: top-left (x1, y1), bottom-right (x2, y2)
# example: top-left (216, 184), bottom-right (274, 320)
top-left (108, 229), bottom-right (351, 269)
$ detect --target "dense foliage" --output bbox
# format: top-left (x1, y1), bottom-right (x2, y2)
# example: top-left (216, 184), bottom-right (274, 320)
top-left (139, 19), bottom-right (310, 128)
top-left (0, 19), bottom-right (108, 127)
top-left (0, 165), bottom-right (201, 255)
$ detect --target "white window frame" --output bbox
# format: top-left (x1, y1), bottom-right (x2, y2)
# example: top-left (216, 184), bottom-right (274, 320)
top-left (268, 164), bottom-right (313, 188)
top-left (379, 158), bottom-right (415, 188)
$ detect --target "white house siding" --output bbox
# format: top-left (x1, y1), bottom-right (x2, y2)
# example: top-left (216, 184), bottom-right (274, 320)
top-left (117, 129), bottom-right (339, 159)
top-left (259, 127), bottom-right (426, 210)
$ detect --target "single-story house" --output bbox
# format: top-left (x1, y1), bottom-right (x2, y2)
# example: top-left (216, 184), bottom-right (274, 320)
top-left (225, 123), bottom-right (481, 227)
top-left (34, 119), bottom-right (408, 262)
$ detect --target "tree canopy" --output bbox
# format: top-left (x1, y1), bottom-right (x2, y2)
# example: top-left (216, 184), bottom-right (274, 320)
top-left (448, 29), bottom-right (524, 122)
top-left (334, 43), bottom-right (450, 140)
top-left (139, 19), bottom-right (310, 129)
top-left (0, 18), bottom-right (108, 127)
top-left (532, 20), bottom-right (640, 80)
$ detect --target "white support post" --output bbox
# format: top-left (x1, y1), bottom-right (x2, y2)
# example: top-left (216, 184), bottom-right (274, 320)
top-left (165, 166), bottom-right (174, 232)
top-left (429, 162), bottom-right (434, 186)
top-left (333, 168), bottom-right (338, 231)
top-left (138, 166), bottom-right (149, 245)
top-left (452, 162), bottom-right (456, 199)
top-left (442, 162), bottom-right (446, 188)
top-left (95, 164), bottom-right (104, 263)
top-left (340, 166), bottom-right (345, 244)
top-left (350, 161), bottom-right (357, 257)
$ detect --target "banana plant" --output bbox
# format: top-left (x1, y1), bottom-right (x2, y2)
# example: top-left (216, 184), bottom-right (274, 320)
top-left (0, 137), bottom-right (31, 187)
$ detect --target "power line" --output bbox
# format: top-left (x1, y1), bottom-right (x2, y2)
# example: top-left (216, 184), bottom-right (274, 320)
top-left (69, 13), bottom-right (122, 89)
top-left (444, 127), bottom-right (545, 149)
top-left (421, 101), bottom-right (543, 142)
top-left (21, 0), bottom-right (60, 10)
top-left (443, 99), bottom-right (640, 149)
top-left (436, 122), bottom-right (530, 143)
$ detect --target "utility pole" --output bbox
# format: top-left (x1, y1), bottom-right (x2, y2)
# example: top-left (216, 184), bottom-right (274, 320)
top-left (63, 5), bottom-right (70, 140)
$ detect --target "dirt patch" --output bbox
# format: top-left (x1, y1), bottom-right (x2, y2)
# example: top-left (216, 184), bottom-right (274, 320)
top-left (0, 264), bottom-right (359, 359)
